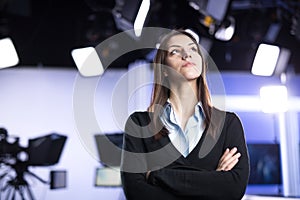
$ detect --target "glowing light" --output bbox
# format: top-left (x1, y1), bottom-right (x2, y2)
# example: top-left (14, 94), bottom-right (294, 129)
top-left (185, 29), bottom-right (200, 43)
top-left (134, 0), bottom-right (150, 37)
top-left (0, 38), bottom-right (19, 69)
top-left (214, 16), bottom-right (235, 41)
top-left (251, 43), bottom-right (280, 76)
top-left (71, 47), bottom-right (104, 77)
top-left (260, 85), bottom-right (288, 113)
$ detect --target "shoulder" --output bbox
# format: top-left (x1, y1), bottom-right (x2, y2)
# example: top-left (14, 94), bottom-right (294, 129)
top-left (212, 107), bottom-right (240, 122)
top-left (212, 107), bottom-right (244, 137)
top-left (210, 107), bottom-right (243, 134)
top-left (225, 111), bottom-right (242, 125)
top-left (129, 111), bottom-right (151, 118)
top-left (127, 111), bottom-right (153, 126)
top-left (125, 111), bottom-right (156, 139)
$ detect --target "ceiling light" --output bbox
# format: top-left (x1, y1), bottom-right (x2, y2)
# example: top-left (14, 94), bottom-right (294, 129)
top-left (214, 16), bottom-right (235, 41)
top-left (0, 37), bottom-right (19, 69)
top-left (113, 0), bottom-right (150, 39)
top-left (185, 29), bottom-right (200, 43)
top-left (251, 43), bottom-right (280, 76)
top-left (260, 85), bottom-right (288, 113)
top-left (134, 0), bottom-right (150, 37)
top-left (71, 47), bottom-right (104, 77)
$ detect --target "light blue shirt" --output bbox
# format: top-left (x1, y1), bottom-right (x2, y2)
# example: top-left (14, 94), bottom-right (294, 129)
top-left (160, 100), bottom-right (205, 157)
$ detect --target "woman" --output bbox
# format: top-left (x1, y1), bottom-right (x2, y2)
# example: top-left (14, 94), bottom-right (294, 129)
top-left (121, 29), bottom-right (249, 200)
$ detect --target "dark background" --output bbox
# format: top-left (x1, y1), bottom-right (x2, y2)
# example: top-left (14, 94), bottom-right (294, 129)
top-left (1, 0), bottom-right (299, 73)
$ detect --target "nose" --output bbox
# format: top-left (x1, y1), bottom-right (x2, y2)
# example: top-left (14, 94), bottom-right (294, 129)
top-left (182, 49), bottom-right (191, 60)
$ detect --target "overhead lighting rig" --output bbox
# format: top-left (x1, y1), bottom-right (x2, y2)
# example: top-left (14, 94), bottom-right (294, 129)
top-left (187, 0), bottom-right (235, 41)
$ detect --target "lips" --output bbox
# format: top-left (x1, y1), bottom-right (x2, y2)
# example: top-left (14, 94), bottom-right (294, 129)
top-left (182, 62), bottom-right (195, 67)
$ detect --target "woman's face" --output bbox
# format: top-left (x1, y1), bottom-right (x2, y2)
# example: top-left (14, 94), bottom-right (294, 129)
top-left (164, 34), bottom-right (203, 82)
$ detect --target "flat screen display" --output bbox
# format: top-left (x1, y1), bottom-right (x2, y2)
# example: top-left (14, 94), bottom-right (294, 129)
top-left (50, 170), bottom-right (67, 189)
top-left (94, 133), bottom-right (123, 167)
top-left (247, 143), bottom-right (282, 184)
top-left (94, 167), bottom-right (122, 187)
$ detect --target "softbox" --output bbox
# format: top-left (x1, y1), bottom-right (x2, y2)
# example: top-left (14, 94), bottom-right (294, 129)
top-left (27, 133), bottom-right (67, 166)
top-left (94, 133), bottom-right (123, 167)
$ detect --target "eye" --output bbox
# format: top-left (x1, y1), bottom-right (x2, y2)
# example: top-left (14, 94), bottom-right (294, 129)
top-left (169, 49), bottom-right (180, 55)
top-left (191, 46), bottom-right (198, 52)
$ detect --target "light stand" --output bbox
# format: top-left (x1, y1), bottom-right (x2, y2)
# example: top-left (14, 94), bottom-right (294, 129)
top-left (0, 161), bottom-right (49, 200)
top-left (0, 133), bottom-right (67, 200)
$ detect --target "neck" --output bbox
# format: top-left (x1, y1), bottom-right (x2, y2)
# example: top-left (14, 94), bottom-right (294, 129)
top-left (169, 81), bottom-right (198, 117)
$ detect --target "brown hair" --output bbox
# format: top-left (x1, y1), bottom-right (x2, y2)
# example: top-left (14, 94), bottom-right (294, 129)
top-left (148, 29), bottom-right (212, 139)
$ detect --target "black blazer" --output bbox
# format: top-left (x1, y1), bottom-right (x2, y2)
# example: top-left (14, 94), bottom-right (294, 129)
top-left (121, 107), bottom-right (250, 200)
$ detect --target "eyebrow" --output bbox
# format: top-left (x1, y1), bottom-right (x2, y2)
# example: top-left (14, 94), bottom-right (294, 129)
top-left (168, 43), bottom-right (196, 49)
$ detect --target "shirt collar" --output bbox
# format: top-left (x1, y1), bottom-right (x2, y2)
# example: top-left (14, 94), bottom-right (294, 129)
top-left (160, 99), bottom-right (205, 124)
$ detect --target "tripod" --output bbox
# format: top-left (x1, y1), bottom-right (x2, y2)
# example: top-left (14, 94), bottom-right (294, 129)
top-left (2, 175), bottom-right (34, 200)
top-left (0, 162), bottom-right (48, 200)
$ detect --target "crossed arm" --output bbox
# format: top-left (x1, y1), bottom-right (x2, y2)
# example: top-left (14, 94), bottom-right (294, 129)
top-left (121, 112), bottom-right (249, 200)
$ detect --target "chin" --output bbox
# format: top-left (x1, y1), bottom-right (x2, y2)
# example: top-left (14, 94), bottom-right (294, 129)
top-left (184, 72), bottom-right (201, 80)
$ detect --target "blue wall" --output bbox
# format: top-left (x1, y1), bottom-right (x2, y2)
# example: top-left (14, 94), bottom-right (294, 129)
top-left (220, 72), bottom-right (300, 196)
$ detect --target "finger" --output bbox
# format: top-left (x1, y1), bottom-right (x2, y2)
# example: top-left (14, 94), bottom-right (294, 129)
top-left (228, 147), bottom-right (238, 155)
top-left (219, 148), bottom-right (230, 163)
top-left (223, 158), bottom-right (240, 171)
top-left (219, 147), bottom-right (238, 166)
top-left (224, 147), bottom-right (237, 161)
top-left (223, 152), bottom-right (241, 166)
top-left (218, 151), bottom-right (241, 170)
top-left (221, 153), bottom-right (241, 171)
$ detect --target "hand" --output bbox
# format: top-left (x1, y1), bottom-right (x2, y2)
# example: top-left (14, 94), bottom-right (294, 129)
top-left (216, 147), bottom-right (241, 171)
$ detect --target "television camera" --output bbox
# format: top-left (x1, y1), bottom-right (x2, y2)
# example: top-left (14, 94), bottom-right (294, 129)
top-left (0, 128), bottom-right (67, 200)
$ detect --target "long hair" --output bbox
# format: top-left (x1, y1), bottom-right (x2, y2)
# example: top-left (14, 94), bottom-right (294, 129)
top-left (148, 29), bottom-right (212, 139)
